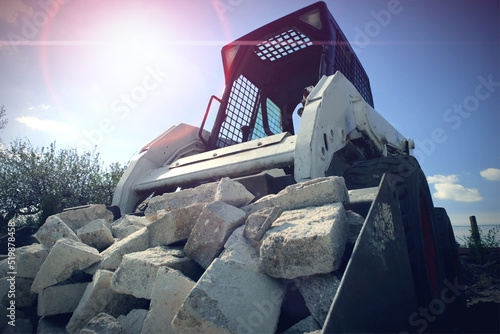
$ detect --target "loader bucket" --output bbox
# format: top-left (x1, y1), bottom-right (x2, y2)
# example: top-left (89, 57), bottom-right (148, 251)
top-left (323, 173), bottom-right (418, 333)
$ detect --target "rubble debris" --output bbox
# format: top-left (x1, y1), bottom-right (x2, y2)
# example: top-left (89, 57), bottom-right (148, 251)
top-left (57, 204), bottom-right (114, 232)
top-left (77, 219), bottom-right (114, 251)
top-left (34, 215), bottom-right (80, 249)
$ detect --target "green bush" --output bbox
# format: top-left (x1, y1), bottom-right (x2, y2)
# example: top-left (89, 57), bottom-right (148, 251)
top-left (0, 139), bottom-right (127, 232)
top-left (464, 225), bottom-right (500, 265)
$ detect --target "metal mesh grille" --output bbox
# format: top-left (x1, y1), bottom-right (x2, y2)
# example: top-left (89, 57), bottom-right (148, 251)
top-left (333, 27), bottom-right (374, 107)
top-left (216, 75), bottom-right (259, 148)
top-left (254, 28), bottom-right (313, 61)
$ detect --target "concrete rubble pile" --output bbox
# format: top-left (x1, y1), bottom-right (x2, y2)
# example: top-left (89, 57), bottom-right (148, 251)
top-left (0, 176), bottom-right (366, 334)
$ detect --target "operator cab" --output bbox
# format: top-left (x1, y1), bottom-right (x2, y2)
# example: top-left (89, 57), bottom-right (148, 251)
top-left (204, 1), bottom-right (374, 150)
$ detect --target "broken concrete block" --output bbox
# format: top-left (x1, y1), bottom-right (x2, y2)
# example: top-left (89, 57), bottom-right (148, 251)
top-left (118, 309), bottom-right (148, 334)
top-left (34, 215), bottom-right (80, 249)
top-left (100, 228), bottom-right (149, 271)
top-left (184, 201), bottom-right (247, 269)
top-left (144, 182), bottom-right (218, 221)
top-left (110, 246), bottom-right (195, 299)
top-left (243, 206), bottom-right (283, 247)
top-left (111, 215), bottom-right (150, 239)
top-left (37, 316), bottom-right (72, 334)
top-left (0, 276), bottom-right (36, 308)
top-left (66, 270), bottom-right (148, 334)
top-left (37, 282), bottom-right (89, 316)
top-left (172, 250), bottom-right (285, 334)
top-left (31, 238), bottom-right (101, 293)
top-left (77, 219), bottom-right (114, 251)
top-left (244, 176), bottom-right (349, 215)
top-left (79, 313), bottom-right (123, 334)
top-left (281, 315), bottom-right (321, 334)
top-left (294, 273), bottom-right (341, 325)
top-left (259, 203), bottom-right (348, 279)
top-left (15, 243), bottom-right (49, 278)
top-left (215, 177), bottom-right (255, 207)
top-left (346, 210), bottom-right (365, 244)
top-left (57, 204), bottom-right (114, 233)
top-left (2, 317), bottom-right (33, 334)
top-left (141, 268), bottom-right (195, 334)
top-left (148, 203), bottom-right (204, 247)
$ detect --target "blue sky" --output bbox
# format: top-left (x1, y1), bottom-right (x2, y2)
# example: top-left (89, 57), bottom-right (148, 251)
top-left (0, 0), bottom-right (499, 226)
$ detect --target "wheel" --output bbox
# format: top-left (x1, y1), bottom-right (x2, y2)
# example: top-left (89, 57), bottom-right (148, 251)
top-left (344, 156), bottom-right (447, 330)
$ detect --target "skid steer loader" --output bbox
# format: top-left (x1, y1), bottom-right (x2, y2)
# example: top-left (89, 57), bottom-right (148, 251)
top-left (112, 2), bottom-right (464, 332)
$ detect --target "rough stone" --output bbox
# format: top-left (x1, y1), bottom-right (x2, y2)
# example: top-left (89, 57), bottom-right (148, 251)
top-left (243, 206), bottom-right (283, 247)
top-left (2, 317), bottom-right (33, 334)
top-left (184, 201), bottom-right (247, 269)
top-left (34, 215), bottom-right (80, 249)
top-left (259, 203), bottom-right (348, 279)
top-left (37, 316), bottom-right (72, 334)
top-left (66, 270), bottom-right (148, 334)
top-left (118, 309), bottom-right (148, 334)
top-left (31, 238), bottom-right (101, 293)
top-left (294, 273), bottom-right (342, 325)
top-left (80, 313), bottom-right (123, 334)
top-left (111, 215), bottom-right (151, 239)
top-left (346, 210), bottom-right (365, 244)
top-left (57, 204), bottom-right (114, 233)
top-left (0, 276), bottom-right (36, 308)
top-left (148, 203), bottom-right (204, 247)
top-left (243, 176), bottom-right (349, 215)
top-left (141, 268), bottom-right (195, 334)
top-left (110, 246), bottom-right (195, 299)
top-left (99, 228), bottom-right (149, 271)
top-left (15, 243), bottom-right (49, 278)
top-left (144, 182), bottom-right (218, 221)
top-left (172, 227), bottom-right (285, 334)
top-left (37, 282), bottom-right (89, 316)
top-left (77, 219), bottom-right (114, 251)
top-left (281, 316), bottom-right (321, 334)
top-left (215, 177), bottom-right (255, 207)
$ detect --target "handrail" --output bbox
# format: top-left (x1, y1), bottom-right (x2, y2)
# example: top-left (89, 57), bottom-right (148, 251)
top-left (199, 95), bottom-right (222, 149)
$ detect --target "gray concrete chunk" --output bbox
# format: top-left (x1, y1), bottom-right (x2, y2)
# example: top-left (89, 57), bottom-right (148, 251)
top-left (215, 177), bottom-right (255, 207)
top-left (243, 176), bottom-right (349, 215)
top-left (57, 204), bottom-right (114, 233)
top-left (144, 182), bottom-right (218, 221)
top-left (31, 238), bottom-right (101, 293)
top-left (259, 203), bottom-right (348, 279)
top-left (141, 268), bottom-right (195, 334)
top-left (34, 215), bottom-right (80, 249)
top-left (118, 309), bottom-right (148, 334)
top-left (15, 243), bottom-right (49, 278)
top-left (148, 203), bottom-right (204, 247)
top-left (110, 246), bottom-right (195, 299)
top-left (66, 270), bottom-right (147, 334)
top-left (37, 282), bottom-right (89, 316)
top-left (79, 313), bottom-right (123, 334)
top-left (243, 206), bottom-right (283, 247)
top-left (294, 273), bottom-right (342, 325)
top-left (77, 219), bottom-right (114, 251)
top-left (184, 201), bottom-right (247, 269)
top-left (111, 215), bottom-right (151, 239)
top-left (99, 228), bottom-right (149, 271)
top-left (172, 226), bottom-right (285, 334)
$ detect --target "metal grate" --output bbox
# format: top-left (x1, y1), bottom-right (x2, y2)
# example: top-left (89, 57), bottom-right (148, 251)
top-left (216, 75), bottom-right (259, 148)
top-left (254, 28), bottom-right (313, 61)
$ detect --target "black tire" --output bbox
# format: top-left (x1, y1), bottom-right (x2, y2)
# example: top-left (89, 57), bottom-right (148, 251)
top-left (344, 156), bottom-right (445, 327)
top-left (433, 207), bottom-right (467, 329)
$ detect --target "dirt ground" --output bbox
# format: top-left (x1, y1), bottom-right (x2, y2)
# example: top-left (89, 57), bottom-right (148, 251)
top-left (458, 252), bottom-right (500, 333)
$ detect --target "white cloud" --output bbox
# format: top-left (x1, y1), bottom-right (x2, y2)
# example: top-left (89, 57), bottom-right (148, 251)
top-left (27, 104), bottom-right (52, 111)
top-left (427, 174), bottom-right (483, 202)
top-left (16, 116), bottom-right (74, 134)
top-left (480, 168), bottom-right (500, 181)
top-left (432, 183), bottom-right (483, 202)
top-left (427, 174), bottom-right (459, 184)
